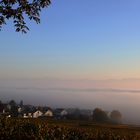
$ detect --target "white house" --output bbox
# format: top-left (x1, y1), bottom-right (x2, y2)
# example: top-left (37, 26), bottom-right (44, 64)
top-left (23, 113), bottom-right (28, 118)
top-left (33, 110), bottom-right (43, 118)
top-left (18, 107), bottom-right (22, 113)
top-left (54, 108), bottom-right (68, 119)
top-left (28, 113), bottom-right (32, 118)
top-left (44, 110), bottom-right (53, 117)
top-left (60, 109), bottom-right (68, 116)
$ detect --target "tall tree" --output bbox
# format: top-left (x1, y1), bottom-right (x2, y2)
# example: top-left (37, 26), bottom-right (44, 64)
top-left (0, 0), bottom-right (51, 33)
top-left (9, 100), bottom-right (18, 117)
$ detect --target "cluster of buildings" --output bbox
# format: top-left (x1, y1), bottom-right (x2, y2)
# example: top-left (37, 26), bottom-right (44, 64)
top-left (23, 107), bottom-right (68, 119)
top-left (0, 100), bottom-right (92, 120)
top-left (0, 100), bottom-right (122, 124)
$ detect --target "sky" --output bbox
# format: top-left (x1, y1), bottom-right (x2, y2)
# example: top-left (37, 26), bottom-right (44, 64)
top-left (0, 0), bottom-right (140, 124)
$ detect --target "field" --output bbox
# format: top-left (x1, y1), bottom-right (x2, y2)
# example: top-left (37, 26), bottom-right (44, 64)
top-left (0, 117), bottom-right (140, 140)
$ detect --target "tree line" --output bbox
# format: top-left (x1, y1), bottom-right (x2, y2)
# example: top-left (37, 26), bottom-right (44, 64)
top-left (93, 108), bottom-right (122, 124)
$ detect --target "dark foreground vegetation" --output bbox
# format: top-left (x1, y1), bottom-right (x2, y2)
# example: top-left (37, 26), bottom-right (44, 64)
top-left (0, 117), bottom-right (140, 140)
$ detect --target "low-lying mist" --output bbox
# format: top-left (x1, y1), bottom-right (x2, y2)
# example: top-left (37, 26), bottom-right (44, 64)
top-left (0, 78), bottom-right (140, 125)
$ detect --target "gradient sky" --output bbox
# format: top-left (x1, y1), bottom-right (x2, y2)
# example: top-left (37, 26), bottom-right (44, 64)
top-left (1, 0), bottom-right (140, 80)
top-left (1, 0), bottom-right (140, 123)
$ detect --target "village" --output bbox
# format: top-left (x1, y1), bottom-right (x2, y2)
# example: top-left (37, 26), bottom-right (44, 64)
top-left (0, 99), bottom-right (122, 124)
top-left (0, 100), bottom-right (92, 120)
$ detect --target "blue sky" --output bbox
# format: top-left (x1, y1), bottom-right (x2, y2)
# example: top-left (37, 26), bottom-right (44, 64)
top-left (1, 0), bottom-right (140, 80)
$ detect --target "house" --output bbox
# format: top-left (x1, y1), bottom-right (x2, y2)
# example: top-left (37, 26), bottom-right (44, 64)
top-left (0, 104), bottom-right (6, 114)
top-left (60, 109), bottom-right (68, 116)
top-left (28, 113), bottom-right (32, 118)
top-left (33, 110), bottom-right (43, 118)
top-left (54, 108), bottom-right (68, 119)
top-left (0, 103), bottom-right (10, 117)
top-left (23, 113), bottom-right (28, 118)
top-left (44, 109), bottom-right (53, 117)
top-left (18, 107), bottom-right (22, 113)
top-left (23, 112), bottom-right (33, 118)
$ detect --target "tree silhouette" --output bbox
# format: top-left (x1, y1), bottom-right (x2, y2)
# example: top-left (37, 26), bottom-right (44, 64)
top-left (9, 100), bottom-right (16, 106)
top-left (110, 110), bottom-right (122, 124)
top-left (93, 108), bottom-right (109, 123)
top-left (9, 100), bottom-right (18, 117)
top-left (0, 0), bottom-right (51, 33)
